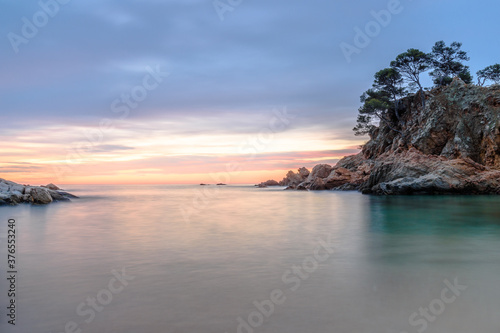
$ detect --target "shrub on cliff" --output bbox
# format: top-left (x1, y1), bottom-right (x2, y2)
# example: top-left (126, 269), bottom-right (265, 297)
top-left (429, 41), bottom-right (471, 86)
top-left (353, 89), bottom-right (401, 135)
top-left (477, 64), bottom-right (500, 86)
top-left (353, 69), bottom-right (405, 136)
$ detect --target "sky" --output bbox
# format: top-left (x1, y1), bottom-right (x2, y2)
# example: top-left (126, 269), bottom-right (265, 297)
top-left (1, 0), bottom-right (499, 184)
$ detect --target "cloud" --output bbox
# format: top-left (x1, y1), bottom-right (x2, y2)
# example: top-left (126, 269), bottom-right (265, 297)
top-left (3, 0), bottom-right (495, 129)
top-left (0, 163), bottom-right (43, 173)
top-left (90, 145), bottom-right (135, 153)
top-left (0, 0), bottom-right (379, 125)
top-left (2, 0), bottom-right (500, 183)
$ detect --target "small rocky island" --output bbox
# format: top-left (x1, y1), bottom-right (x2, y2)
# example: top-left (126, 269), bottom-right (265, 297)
top-left (260, 79), bottom-right (500, 194)
top-left (0, 179), bottom-right (78, 205)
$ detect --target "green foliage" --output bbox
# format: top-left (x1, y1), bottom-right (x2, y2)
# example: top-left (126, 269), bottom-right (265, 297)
top-left (353, 87), bottom-right (398, 136)
top-left (429, 41), bottom-right (470, 86)
top-left (458, 67), bottom-right (473, 84)
top-left (391, 48), bottom-right (430, 108)
top-left (390, 48), bottom-right (430, 91)
top-left (352, 40), bottom-right (489, 137)
top-left (373, 68), bottom-right (406, 124)
top-left (477, 64), bottom-right (500, 86)
top-left (360, 89), bottom-right (392, 112)
top-left (432, 67), bottom-right (473, 86)
top-left (353, 114), bottom-right (375, 136)
top-left (373, 68), bottom-right (406, 101)
top-left (353, 68), bottom-right (407, 136)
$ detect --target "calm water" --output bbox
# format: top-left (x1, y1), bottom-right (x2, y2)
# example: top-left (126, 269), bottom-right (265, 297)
top-left (1, 185), bottom-right (500, 333)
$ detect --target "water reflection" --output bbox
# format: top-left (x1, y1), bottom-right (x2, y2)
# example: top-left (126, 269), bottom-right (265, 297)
top-left (368, 195), bottom-right (500, 235)
top-left (0, 187), bottom-right (499, 333)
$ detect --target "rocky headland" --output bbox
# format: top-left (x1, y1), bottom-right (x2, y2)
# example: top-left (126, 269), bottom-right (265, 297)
top-left (261, 79), bottom-right (500, 194)
top-left (0, 179), bottom-right (78, 205)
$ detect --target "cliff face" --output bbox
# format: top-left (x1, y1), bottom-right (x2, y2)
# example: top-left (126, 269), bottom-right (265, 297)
top-left (277, 79), bottom-right (500, 194)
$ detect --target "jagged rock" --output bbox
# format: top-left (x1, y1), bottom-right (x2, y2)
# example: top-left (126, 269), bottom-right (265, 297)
top-left (324, 167), bottom-right (354, 189)
top-left (263, 82), bottom-right (500, 195)
top-left (286, 164), bottom-right (334, 190)
top-left (367, 150), bottom-right (500, 195)
top-left (298, 167), bottom-right (310, 178)
top-left (278, 167), bottom-right (311, 186)
top-left (309, 177), bottom-right (326, 190)
top-left (306, 164), bottom-right (333, 182)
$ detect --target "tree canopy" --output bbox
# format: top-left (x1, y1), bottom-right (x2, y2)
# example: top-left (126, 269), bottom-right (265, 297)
top-left (373, 68), bottom-right (406, 122)
top-left (353, 40), bottom-right (497, 136)
top-left (429, 41), bottom-right (471, 86)
top-left (477, 64), bottom-right (500, 86)
top-left (390, 48), bottom-right (430, 108)
top-left (390, 49), bottom-right (430, 91)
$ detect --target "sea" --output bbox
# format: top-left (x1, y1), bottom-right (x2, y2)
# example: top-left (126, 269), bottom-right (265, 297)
top-left (0, 184), bottom-right (499, 333)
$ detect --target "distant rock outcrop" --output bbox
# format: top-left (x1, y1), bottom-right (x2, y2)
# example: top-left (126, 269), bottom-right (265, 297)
top-left (256, 180), bottom-right (281, 188)
top-left (261, 80), bottom-right (500, 194)
top-left (0, 179), bottom-right (78, 205)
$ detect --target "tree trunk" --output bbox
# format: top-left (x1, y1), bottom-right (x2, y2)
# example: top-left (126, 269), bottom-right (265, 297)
top-left (376, 112), bottom-right (402, 135)
top-left (394, 99), bottom-right (401, 123)
top-left (418, 83), bottom-right (425, 109)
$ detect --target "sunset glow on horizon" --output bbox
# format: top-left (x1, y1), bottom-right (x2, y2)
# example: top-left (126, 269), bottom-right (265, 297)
top-left (1, 116), bottom-right (364, 185)
top-left (2, 1), bottom-right (498, 186)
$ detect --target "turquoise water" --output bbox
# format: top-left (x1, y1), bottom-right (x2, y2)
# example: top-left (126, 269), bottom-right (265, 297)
top-left (0, 185), bottom-right (499, 333)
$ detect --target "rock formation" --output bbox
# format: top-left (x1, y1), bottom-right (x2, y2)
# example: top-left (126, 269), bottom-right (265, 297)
top-left (256, 180), bottom-right (280, 188)
top-left (42, 183), bottom-right (60, 191)
top-left (278, 167), bottom-right (310, 187)
top-left (263, 79), bottom-right (500, 194)
top-left (0, 179), bottom-right (78, 205)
